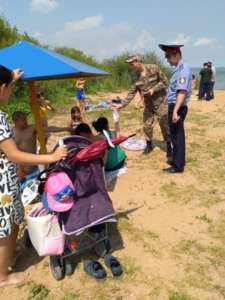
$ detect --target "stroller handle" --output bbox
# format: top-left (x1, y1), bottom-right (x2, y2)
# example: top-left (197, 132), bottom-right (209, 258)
top-left (59, 139), bottom-right (64, 146)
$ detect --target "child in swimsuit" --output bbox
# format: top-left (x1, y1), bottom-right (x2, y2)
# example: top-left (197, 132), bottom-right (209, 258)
top-left (75, 78), bottom-right (86, 113)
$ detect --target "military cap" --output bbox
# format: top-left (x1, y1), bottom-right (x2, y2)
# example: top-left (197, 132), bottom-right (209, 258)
top-left (126, 54), bottom-right (142, 63)
top-left (158, 44), bottom-right (184, 54)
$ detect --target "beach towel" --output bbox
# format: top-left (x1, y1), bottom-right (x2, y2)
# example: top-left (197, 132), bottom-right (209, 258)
top-left (121, 136), bottom-right (147, 151)
top-left (85, 101), bottom-right (110, 111)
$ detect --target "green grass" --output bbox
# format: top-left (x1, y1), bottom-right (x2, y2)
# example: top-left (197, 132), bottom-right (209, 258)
top-left (169, 293), bottom-right (189, 300)
top-left (187, 112), bottom-right (211, 126)
top-left (195, 214), bottom-right (212, 223)
top-left (209, 211), bottom-right (225, 243)
top-left (118, 218), bottom-right (160, 256)
top-left (60, 292), bottom-right (80, 300)
top-left (172, 239), bottom-right (205, 257)
top-left (27, 282), bottom-right (50, 300)
top-left (160, 181), bottom-right (225, 207)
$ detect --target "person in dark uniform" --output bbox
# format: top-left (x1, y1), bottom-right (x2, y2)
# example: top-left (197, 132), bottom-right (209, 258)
top-left (198, 63), bottom-right (212, 100)
top-left (159, 44), bottom-right (192, 173)
top-left (208, 61), bottom-right (216, 100)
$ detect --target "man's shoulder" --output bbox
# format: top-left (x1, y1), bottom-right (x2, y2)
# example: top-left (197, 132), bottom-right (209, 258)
top-left (145, 64), bottom-right (158, 69)
top-left (145, 64), bottom-right (160, 74)
top-left (179, 62), bottom-right (190, 70)
top-left (179, 62), bottom-right (191, 75)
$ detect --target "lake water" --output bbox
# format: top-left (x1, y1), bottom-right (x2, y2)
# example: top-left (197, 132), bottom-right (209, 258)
top-left (191, 67), bottom-right (225, 90)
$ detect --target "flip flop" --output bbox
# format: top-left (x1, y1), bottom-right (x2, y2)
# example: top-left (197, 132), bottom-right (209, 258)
top-left (104, 255), bottom-right (123, 277)
top-left (83, 260), bottom-right (107, 280)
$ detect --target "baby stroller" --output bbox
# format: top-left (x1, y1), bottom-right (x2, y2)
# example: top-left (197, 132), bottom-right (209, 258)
top-left (26, 134), bottom-right (130, 281)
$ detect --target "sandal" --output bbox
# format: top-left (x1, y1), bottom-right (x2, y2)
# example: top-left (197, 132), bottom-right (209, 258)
top-left (104, 255), bottom-right (123, 277)
top-left (83, 260), bottom-right (107, 280)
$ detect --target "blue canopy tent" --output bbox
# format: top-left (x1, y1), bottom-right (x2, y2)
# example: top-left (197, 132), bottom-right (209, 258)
top-left (0, 40), bottom-right (110, 153)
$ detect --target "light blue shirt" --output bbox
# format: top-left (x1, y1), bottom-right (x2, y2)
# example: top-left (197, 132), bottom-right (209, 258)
top-left (167, 60), bottom-right (192, 105)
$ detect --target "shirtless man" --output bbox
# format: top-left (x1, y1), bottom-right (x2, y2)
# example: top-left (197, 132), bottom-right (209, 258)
top-left (12, 111), bottom-right (70, 178)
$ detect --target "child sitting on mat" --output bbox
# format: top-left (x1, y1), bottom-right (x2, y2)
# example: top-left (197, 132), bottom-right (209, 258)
top-left (70, 106), bottom-right (83, 134)
top-left (92, 117), bottom-right (126, 171)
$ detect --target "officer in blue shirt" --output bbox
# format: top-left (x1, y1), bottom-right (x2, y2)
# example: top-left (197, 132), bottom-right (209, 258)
top-left (159, 44), bottom-right (192, 173)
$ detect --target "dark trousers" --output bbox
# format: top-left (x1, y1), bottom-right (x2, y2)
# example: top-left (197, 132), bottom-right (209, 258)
top-left (209, 81), bottom-right (215, 99)
top-left (199, 82), bottom-right (211, 100)
top-left (168, 105), bottom-right (188, 172)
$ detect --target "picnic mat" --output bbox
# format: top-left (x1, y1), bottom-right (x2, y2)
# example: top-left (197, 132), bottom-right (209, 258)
top-left (121, 137), bottom-right (146, 151)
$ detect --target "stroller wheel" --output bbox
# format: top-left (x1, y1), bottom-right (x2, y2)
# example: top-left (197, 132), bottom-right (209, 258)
top-left (50, 256), bottom-right (65, 281)
top-left (24, 229), bottom-right (33, 248)
top-left (64, 257), bottom-right (73, 276)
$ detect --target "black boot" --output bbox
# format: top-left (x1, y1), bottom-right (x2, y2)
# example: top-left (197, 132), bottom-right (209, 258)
top-left (143, 141), bottom-right (153, 155)
top-left (166, 141), bottom-right (173, 165)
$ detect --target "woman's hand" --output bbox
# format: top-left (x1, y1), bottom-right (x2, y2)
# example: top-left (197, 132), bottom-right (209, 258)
top-left (0, 139), bottom-right (68, 165)
top-left (12, 69), bottom-right (24, 81)
top-left (51, 145), bottom-right (68, 162)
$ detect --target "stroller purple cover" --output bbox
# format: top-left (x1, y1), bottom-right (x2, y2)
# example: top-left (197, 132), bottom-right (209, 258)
top-left (52, 136), bottom-right (116, 235)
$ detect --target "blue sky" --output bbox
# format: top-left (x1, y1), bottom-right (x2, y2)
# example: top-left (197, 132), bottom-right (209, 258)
top-left (0, 0), bottom-right (224, 66)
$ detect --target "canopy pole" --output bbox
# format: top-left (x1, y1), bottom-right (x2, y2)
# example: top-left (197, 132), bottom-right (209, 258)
top-left (28, 81), bottom-right (47, 154)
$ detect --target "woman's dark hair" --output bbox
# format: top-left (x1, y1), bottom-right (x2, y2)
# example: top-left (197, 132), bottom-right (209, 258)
top-left (74, 123), bottom-right (92, 135)
top-left (71, 106), bottom-right (81, 114)
top-left (92, 117), bottom-right (109, 133)
top-left (0, 65), bottom-right (13, 86)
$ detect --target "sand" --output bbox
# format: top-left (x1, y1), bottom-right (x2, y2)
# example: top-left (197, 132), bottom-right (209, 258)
top-left (1, 90), bottom-right (225, 300)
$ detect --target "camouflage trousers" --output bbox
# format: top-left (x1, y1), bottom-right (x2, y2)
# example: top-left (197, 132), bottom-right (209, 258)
top-left (143, 95), bottom-right (170, 142)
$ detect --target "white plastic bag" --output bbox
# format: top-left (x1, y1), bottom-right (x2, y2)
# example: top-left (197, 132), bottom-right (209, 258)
top-left (27, 206), bottom-right (65, 256)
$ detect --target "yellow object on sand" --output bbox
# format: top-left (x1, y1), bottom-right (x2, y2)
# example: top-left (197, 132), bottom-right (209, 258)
top-left (28, 82), bottom-right (47, 154)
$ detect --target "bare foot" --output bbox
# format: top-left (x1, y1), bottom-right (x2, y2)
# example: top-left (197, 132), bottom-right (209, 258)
top-left (9, 249), bottom-right (23, 270)
top-left (0, 273), bottom-right (26, 288)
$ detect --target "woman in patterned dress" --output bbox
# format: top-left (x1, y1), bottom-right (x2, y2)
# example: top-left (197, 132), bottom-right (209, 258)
top-left (0, 66), bottom-right (67, 287)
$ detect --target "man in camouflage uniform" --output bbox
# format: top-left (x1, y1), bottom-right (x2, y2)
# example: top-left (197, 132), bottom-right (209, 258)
top-left (119, 55), bottom-right (172, 157)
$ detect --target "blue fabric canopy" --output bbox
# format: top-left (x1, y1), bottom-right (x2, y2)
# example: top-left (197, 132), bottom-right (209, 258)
top-left (0, 40), bottom-right (109, 81)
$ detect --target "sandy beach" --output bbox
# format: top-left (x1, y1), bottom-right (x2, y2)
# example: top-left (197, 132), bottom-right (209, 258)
top-left (2, 90), bottom-right (225, 300)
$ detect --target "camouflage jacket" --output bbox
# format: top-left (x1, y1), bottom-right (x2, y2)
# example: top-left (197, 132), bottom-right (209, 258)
top-left (124, 64), bottom-right (168, 105)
